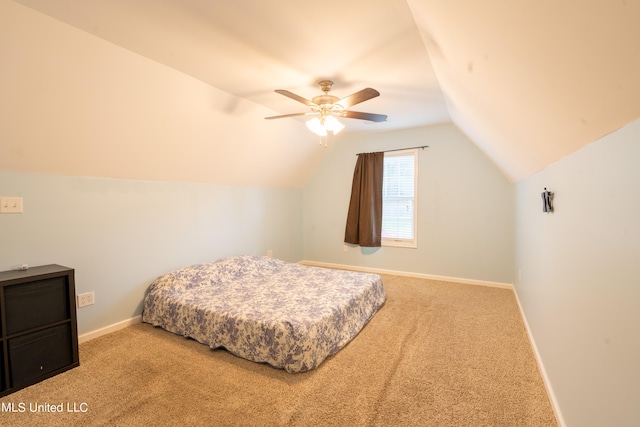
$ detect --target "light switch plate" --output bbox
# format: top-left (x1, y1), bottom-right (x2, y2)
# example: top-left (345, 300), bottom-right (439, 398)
top-left (0, 197), bottom-right (23, 213)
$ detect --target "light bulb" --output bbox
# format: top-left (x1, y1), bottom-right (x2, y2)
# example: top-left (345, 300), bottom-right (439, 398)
top-left (324, 115), bottom-right (345, 135)
top-left (306, 118), bottom-right (327, 136)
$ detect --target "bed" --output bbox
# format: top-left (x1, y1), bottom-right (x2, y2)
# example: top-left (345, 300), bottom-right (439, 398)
top-left (142, 255), bottom-right (386, 372)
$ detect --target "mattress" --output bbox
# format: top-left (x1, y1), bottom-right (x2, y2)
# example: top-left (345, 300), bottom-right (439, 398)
top-left (142, 255), bottom-right (386, 372)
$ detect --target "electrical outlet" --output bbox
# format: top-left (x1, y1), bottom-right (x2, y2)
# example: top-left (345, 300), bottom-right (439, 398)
top-left (0, 197), bottom-right (23, 213)
top-left (77, 292), bottom-right (95, 308)
top-left (267, 249), bottom-right (273, 258)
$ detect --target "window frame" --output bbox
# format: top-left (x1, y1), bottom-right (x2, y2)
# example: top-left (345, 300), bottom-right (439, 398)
top-left (381, 148), bottom-right (418, 249)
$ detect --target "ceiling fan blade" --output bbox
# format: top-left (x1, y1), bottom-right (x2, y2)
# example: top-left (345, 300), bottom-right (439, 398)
top-left (336, 88), bottom-right (380, 108)
top-left (342, 111), bottom-right (388, 122)
top-left (264, 112), bottom-right (308, 120)
top-left (275, 90), bottom-right (316, 106)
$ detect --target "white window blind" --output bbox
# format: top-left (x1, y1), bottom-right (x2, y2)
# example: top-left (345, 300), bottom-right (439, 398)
top-left (381, 149), bottom-right (418, 248)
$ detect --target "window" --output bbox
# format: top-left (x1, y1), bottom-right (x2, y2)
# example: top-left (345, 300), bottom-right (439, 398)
top-left (381, 149), bottom-right (418, 248)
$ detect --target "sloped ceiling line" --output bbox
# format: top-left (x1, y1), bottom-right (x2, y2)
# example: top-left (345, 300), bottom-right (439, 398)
top-left (406, 0), bottom-right (640, 182)
top-left (12, 0), bottom-right (640, 184)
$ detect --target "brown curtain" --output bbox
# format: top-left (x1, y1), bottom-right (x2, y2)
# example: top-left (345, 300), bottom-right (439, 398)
top-left (344, 152), bottom-right (384, 247)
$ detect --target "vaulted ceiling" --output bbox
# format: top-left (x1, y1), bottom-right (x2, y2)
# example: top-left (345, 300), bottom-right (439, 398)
top-left (9, 0), bottom-right (640, 182)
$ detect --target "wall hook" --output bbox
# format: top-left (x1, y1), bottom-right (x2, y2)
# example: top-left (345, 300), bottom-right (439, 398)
top-left (542, 188), bottom-right (554, 213)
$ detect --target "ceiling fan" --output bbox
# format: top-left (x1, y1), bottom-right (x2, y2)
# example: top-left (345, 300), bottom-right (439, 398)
top-left (265, 80), bottom-right (387, 136)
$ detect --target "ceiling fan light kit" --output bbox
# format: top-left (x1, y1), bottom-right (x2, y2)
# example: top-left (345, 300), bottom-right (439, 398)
top-left (306, 115), bottom-right (345, 137)
top-left (265, 80), bottom-right (387, 138)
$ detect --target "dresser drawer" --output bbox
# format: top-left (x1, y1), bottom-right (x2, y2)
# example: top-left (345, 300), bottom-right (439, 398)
top-left (8, 324), bottom-right (74, 388)
top-left (4, 276), bottom-right (70, 335)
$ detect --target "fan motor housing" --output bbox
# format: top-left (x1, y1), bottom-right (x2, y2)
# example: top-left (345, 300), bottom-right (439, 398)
top-left (312, 94), bottom-right (340, 106)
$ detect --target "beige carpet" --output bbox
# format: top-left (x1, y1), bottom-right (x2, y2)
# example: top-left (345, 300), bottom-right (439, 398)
top-left (0, 274), bottom-right (558, 426)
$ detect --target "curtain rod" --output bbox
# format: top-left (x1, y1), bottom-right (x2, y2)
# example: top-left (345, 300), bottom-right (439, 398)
top-left (356, 145), bottom-right (428, 155)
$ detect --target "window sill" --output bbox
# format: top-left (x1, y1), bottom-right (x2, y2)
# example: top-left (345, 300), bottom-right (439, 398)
top-left (381, 239), bottom-right (417, 249)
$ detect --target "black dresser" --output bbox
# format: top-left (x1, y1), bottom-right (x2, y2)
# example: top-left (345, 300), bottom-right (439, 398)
top-left (0, 264), bottom-right (79, 396)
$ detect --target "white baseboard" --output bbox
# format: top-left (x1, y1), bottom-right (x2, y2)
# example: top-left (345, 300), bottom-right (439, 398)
top-left (78, 315), bottom-right (142, 344)
top-left (299, 260), bottom-right (513, 289)
top-left (512, 288), bottom-right (566, 427)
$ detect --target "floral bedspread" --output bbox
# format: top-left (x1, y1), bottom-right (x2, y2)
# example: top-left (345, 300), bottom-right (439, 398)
top-left (142, 256), bottom-right (386, 372)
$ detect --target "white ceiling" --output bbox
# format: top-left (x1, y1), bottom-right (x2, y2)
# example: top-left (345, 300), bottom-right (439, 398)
top-left (14, 0), bottom-right (450, 133)
top-left (13, 0), bottom-right (640, 182)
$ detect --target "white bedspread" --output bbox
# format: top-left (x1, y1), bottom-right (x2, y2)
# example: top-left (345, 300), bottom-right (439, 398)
top-left (142, 256), bottom-right (386, 372)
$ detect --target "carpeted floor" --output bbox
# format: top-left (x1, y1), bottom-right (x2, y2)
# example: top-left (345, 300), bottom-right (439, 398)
top-left (0, 274), bottom-right (558, 426)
